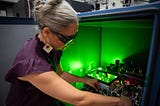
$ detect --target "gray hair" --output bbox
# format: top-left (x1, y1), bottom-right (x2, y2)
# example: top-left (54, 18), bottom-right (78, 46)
top-left (33, 0), bottom-right (78, 32)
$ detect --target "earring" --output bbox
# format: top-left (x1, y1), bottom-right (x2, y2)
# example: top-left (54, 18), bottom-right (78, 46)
top-left (43, 43), bottom-right (53, 53)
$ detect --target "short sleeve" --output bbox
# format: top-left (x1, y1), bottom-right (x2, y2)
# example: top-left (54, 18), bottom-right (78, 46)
top-left (5, 58), bottom-right (52, 83)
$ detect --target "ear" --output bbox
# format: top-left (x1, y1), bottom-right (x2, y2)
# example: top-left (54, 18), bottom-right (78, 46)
top-left (42, 27), bottom-right (51, 37)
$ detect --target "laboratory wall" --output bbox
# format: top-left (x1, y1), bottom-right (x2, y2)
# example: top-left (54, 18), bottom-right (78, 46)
top-left (0, 18), bottom-right (37, 105)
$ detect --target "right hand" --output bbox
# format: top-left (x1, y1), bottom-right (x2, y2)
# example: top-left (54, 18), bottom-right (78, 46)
top-left (119, 96), bottom-right (132, 106)
top-left (85, 78), bottom-right (99, 91)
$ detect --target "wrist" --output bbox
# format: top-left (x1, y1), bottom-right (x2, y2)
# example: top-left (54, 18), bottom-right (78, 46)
top-left (76, 76), bottom-right (87, 83)
top-left (81, 77), bottom-right (88, 83)
top-left (84, 77), bottom-right (90, 84)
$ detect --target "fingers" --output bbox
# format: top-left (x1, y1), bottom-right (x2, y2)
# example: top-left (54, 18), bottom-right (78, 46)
top-left (92, 79), bottom-right (100, 91)
top-left (95, 81), bottom-right (100, 90)
top-left (86, 78), bottom-right (100, 91)
top-left (90, 82), bottom-right (99, 91)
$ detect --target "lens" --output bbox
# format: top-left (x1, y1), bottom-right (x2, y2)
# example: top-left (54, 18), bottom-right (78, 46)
top-left (54, 31), bottom-right (77, 44)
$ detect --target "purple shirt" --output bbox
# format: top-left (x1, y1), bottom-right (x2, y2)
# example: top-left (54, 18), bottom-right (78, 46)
top-left (5, 34), bottom-right (63, 106)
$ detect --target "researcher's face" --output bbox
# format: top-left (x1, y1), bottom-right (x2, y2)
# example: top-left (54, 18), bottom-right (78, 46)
top-left (45, 22), bottom-right (78, 51)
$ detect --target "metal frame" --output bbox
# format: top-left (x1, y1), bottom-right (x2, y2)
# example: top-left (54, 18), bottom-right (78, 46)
top-left (78, 2), bottom-right (160, 106)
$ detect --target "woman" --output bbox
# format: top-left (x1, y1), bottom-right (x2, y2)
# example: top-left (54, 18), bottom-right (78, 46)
top-left (5, 0), bottom-right (132, 106)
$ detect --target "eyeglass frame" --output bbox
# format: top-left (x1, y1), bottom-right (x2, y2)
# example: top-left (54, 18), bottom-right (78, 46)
top-left (39, 23), bottom-right (78, 44)
top-left (52, 31), bottom-right (78, 44)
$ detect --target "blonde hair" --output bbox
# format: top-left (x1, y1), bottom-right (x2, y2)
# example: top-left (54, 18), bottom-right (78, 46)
top-left (33, 0), bottom-right (78, 32)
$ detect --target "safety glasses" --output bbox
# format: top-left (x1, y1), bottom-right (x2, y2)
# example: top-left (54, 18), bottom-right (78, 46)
top-left (53, 31), bottom-right (78, 44)
top-left (39, 23), bottom-right (78, 45)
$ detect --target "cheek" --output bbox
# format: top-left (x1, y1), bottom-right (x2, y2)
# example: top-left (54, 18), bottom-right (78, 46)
top-left (50, 37), bottom-right (64, 48)
top-left (56, 40), bottom-right (64, 47)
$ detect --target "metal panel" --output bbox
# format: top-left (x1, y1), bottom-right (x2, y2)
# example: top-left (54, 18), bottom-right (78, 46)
top-left (0, 0), bottom-right (19, 3)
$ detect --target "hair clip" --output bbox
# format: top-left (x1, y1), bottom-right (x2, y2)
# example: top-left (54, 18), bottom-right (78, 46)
top-left (40, 0), bottom-right (47, 4)
top-left (43, 43), bottom-right (53, 53)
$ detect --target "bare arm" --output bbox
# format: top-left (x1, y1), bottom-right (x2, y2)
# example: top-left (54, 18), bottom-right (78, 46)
top-left (57, 65), bottom-right (85, 82)
top-left (18, 71), bottom-right (125, 106)
top-left (58, 65), bottom-right (99, 90)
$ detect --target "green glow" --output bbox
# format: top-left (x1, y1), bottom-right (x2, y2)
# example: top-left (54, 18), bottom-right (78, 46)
top-left (60, 19), bottom-right (153, 86)
top-left (69, 61), bottom-right (82, 70)
top-left (86, 70), bottom-right (117, 84)
top-left (60, 27), bottom-right (100, 76)
top-left (97, 67), bottom-right (103, 70)
top-left (79, 20), bottom-right (153, 28)
top-left (101, 27), bottom-right (152, 66)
